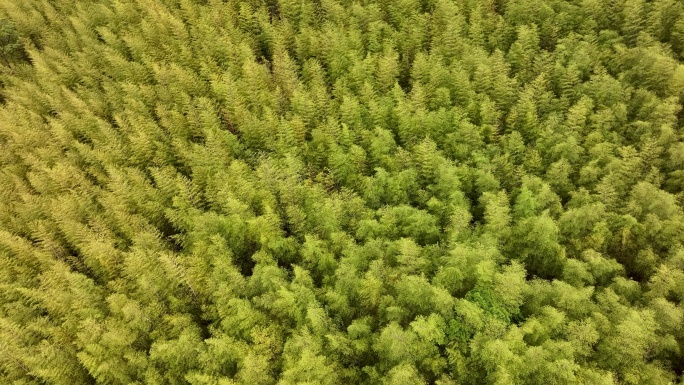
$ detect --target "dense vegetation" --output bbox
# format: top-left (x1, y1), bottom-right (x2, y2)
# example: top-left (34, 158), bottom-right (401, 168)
top-left (2, 0), bottom-right (684, 383)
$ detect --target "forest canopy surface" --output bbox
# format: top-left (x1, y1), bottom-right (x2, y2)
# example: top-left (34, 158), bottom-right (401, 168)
top-left (2, 0), bottom-right (684, 384)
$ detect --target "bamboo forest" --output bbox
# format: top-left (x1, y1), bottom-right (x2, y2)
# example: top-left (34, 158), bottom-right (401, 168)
top-left (2, 0), bottom-right (684, 383)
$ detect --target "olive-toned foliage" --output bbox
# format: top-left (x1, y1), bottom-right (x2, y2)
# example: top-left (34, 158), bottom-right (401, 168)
top-left (1, 0), bottom-right (684, 383)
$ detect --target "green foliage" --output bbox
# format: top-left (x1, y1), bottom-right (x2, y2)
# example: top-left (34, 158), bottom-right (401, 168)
top-left (0, 18), bottom-right (25, 67)
top-left (1, 0), bottom-right (684, 383)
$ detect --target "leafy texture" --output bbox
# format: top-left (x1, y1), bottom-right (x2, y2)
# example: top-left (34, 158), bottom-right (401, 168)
top-left (1, 0), bottom-right (684, 383)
